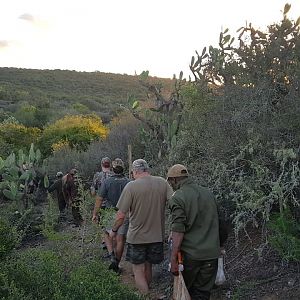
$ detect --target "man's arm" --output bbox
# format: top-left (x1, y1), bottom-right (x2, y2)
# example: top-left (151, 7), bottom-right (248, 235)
top-left (170, 231), bottom-right (184, 276)
top-left (92, 195), bottom-right (103, 223)
top-left (109, 210), bottom-right (126, 238)
top-left (48, 180), bottom-right (58, 193)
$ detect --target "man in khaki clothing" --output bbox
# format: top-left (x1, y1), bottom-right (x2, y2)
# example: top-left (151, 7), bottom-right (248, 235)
top-left (110, 159), bottom-right (173, 295)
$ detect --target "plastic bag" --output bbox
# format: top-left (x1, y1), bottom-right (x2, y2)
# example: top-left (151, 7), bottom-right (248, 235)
top-left (215, 256), bottom-right (226, 286)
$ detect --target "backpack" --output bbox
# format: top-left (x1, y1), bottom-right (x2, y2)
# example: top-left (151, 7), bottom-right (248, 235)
top-left (91, 170), bottom-right (112, 193)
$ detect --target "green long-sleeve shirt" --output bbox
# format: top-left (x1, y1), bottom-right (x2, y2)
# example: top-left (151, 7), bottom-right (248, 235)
top-left (169, 178), bottom-right (220, 260)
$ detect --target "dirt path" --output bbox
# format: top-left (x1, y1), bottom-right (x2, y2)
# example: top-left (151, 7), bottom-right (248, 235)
top-left (38, 218), bottom-right (299, 300)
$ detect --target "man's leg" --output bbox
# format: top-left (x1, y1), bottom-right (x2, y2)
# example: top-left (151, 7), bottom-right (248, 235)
top-left (145, 261), bottom-right (152, 285)
top-left (182, 255), bottom-right (218, 300)
top-left (115, 234), bottom-right (125, 261)
top-left (103, 231), bottom-right (113, 255)
top-left (132, 263), bottom-right (149, 294)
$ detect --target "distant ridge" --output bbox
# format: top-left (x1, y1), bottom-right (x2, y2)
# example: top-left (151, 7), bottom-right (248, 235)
top-left (0, 67), bottom-right (172, 124)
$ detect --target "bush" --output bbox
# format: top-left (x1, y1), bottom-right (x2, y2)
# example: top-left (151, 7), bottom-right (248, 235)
top-left (0, 249), bottom-right (140, 300)
top-left (38, 114), bottom-right (109, 156)
top-left (268, 209), bottom-right (300, 261)
top-left (0, 219), bottom-right (18, 260)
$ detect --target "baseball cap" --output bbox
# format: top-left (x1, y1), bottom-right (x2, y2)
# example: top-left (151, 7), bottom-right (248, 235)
top-left (167, 164), bottom-right (189, 179)
top-left (112, 158), bottom-right (124, 168)
top-left (132, 159), bottom-right (149, 171)
top-left (56, 171), bottom-right (63, 177)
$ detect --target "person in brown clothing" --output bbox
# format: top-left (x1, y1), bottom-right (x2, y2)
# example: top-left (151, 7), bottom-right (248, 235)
top-left (48, 171), bottom-right (66, 219)
top-left (62, 169), bottom-right (83, 226)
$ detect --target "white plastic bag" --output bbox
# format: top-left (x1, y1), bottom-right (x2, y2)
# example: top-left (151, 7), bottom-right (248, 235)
top-left (215, 256), bottom-right (226, 286)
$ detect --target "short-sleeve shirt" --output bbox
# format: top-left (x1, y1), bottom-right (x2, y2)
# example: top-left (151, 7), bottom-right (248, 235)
top-left (116, 175), bottom-right (173, 244)
top-left (98, 174), bottom-right (130, 208)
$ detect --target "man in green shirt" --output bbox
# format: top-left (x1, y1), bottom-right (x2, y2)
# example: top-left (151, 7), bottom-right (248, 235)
top-left (167, 164), bottom-right (220, 300)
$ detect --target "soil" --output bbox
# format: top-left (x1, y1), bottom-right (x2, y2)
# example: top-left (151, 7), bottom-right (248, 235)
top-left (118, 228), bottom-right (300, 300)
top-left (23, 217), bottom-right (300, 300)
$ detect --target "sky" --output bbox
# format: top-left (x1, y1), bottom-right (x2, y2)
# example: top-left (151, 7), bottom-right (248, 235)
top-left (0, 0), bottom-right (300, 79)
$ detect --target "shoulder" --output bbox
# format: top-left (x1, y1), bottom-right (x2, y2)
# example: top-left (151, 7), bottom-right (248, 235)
top-left (150, 175), bottom-right (169, 184)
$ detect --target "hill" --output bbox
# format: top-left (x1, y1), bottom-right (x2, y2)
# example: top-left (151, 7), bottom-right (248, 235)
top-left (0, 67), bottom-right (172, 125)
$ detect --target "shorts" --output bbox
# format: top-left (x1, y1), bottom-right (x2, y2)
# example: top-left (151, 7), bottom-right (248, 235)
top-left (126, 242), bottom-right (164, 264)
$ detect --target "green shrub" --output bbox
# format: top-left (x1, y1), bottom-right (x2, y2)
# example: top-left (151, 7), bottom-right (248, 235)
top-left (0, 219), bottom-right (19, 260)
top-left (1, 249), bottom-right (140, 300)
top-left (268, 209), bottom-right (300, 261)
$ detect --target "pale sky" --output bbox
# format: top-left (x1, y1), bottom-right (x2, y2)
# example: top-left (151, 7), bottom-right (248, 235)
top-left (0, 0), bottom-right (299, 78)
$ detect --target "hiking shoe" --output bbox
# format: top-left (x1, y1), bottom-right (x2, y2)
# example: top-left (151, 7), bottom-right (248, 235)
top-left (102, 252), bottom-right (111, 259)
top-left (100, 242), bottom-right (107, 250)
top-left (108, 262), bottom-right (121, 275)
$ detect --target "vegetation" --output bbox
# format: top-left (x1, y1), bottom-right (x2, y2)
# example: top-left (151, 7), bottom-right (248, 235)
top-left (0, 68), bottom-right (172, 126)
top-left (38, 114), bottom-right (109, 156)
top-left (0, 4), bottom-right (299, 299)
top-left (0, 249), bottom-right (140, 300)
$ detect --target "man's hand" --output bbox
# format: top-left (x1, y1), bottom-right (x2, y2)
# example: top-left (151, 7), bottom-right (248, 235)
top-left (109, 229), bottom-right (117, 239)
top-left (92, 214), bottom-right (98, 223)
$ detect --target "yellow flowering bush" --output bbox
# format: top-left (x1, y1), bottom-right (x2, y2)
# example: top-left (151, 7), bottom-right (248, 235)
top-left (38, 114), bottom-right (108, 156)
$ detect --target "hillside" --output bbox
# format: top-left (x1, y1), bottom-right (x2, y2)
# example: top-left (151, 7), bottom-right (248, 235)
top-left (0, 67), bottom-right (172, 124)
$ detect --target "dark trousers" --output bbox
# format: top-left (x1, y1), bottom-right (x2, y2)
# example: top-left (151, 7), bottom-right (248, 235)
top-left (182, 255), bottom-right (218, 300)
top-left (57, 196), bottom-right (66, 213)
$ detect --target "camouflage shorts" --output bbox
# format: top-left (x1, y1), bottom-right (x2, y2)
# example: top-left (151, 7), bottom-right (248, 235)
top-left (126, 242), bottom-right (164, 265)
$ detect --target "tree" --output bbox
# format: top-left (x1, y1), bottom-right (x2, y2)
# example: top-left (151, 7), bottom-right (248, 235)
top-left (127, 71), bottom-right (185, 163)
top-left (171, 4), bottom-right (300, 240)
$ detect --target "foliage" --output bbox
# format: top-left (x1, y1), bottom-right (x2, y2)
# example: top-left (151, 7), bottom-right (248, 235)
top-left (0, 249), bottom-right (140, 300)
top-left (169, 5), bottom-right (300, 245)
top-left (38, 114), bottom-right (109, 156)
top-left (0, 68), bottom-right (171, 126)
top-left (0, 219), bottom-right (19, 260)
top-left (45, 111), bottom-right (142, 180)
top-left (268, 209), bottom-right (300, 261)
top-left (13, 102), bottom-right (52, 128)
top-left (0, 121), bottom-right (41, 158)
top-left (127, 71), bottom-right (185, 164)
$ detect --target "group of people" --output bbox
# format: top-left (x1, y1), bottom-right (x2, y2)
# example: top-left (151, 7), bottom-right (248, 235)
top-left (49, 157), bottom-right (227, 300)
top-left (48, 168), bottom-right (83, 226)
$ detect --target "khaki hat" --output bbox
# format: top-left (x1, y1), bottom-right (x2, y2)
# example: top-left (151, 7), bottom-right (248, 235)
top-left (167, 164), bottom-right (189, 179)
top-left (112, 158), bottom-right (124, 168)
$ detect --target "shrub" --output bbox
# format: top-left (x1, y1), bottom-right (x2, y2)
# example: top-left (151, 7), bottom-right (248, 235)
top-left (1, 249), bottom-right (140, 300)
top-left (268, 209), bottom-right (300, 261)
top-left (0, 219), bottom-right (19, 260)
top-left (38, 114), bottom-right (109, 156)
top-left (0, 122), bottom-right (41, 158)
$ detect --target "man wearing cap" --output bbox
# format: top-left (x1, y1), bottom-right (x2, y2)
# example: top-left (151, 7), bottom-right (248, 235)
top-left (167, 164), bottom-right (220, 300)
top-left (92, 158), bottom-right (130, 272)
top-left (48, 171), bottom-right (66, 218)
top-left (91, 157), bottom-right (113, 198)
top-left (109, 159), bottom-right (173, 294)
